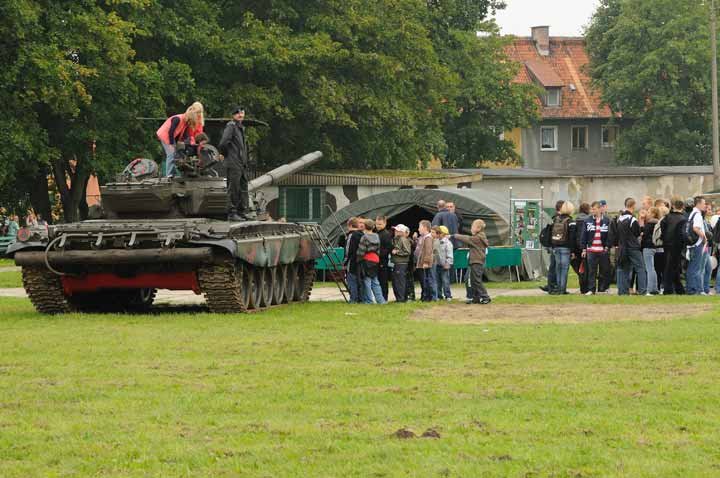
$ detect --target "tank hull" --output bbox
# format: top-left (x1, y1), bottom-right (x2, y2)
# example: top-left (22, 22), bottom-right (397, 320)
top-left (10, 219), bottom-right (321, 314)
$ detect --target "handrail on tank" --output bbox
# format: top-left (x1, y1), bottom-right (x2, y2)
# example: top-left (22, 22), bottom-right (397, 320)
top-left (248, 151), bottom-right (323, 191)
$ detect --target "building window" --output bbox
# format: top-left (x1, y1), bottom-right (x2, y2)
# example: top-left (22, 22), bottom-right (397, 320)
top-left (602, 125), bottom-right (620, 148)
top-left (279, 187), bottom-right (325, 223)
top-left (571, 126), bottom-right (589, 151)
top-left (545, 88), bottom-right (561, 107)
top-left (540, 126), bottom-right (558, 151)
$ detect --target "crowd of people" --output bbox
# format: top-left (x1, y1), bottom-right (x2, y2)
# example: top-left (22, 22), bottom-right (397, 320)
top-left (339, 200), bottom-right (491, 305)
top-left (541, 194), bottom-right (720, 296)
top-left (0, 210), bottom-right (48, 237)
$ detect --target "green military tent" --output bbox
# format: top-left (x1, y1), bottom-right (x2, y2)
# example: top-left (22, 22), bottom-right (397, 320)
top-left (321, 188), bottom-right (510, 246)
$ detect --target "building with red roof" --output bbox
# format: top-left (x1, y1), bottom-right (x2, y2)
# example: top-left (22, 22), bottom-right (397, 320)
top-left (504, 26), bottom-right (624, 171)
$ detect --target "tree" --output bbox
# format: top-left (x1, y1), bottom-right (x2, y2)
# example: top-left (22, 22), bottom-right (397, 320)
top-left (0, 0), bottom-right (192, 222)
top-left (586, 0), bottom-right (712, 166)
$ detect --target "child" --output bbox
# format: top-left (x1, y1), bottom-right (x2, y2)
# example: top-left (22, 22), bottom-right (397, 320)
top-left (415, 220), bottom-right (435, 301)
top-left (454, 219), bottom-right (491, 305)
top-left (391, 224), bottom-right (412, 302)
top-left (436, 225), bottom-right (454, 300)
top-left (357, 218), bottom-right (386, 304)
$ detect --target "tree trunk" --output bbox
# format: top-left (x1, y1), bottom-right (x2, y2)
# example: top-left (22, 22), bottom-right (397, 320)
top-left (53, 157), bottom-right (91, 223)
top-left (29, 166), bottom-right (53, 225)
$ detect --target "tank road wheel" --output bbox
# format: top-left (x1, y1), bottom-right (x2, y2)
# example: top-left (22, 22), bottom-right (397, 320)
top-left (259, 267), bottom-right (273, 308)
top-left (127, 288), bottom-right (157, 312)
top-left (247, 265), bottom-right (264, 310)
top-left (198, 260), bottom-right (250, 313)
top-left (21, 266), bottom-right (72, 314)
top-left (283, 263), bottom-right (296, 303)
top-left (270, 267), bottom-right (283, 305)
top-left (297, 261), bottom-right (317, 303)
top-left (289, 263), bottom-right (304, 302)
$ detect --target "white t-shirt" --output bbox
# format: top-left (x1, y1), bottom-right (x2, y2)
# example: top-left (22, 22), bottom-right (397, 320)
top-left (689, 208), bottom-right (705, 247)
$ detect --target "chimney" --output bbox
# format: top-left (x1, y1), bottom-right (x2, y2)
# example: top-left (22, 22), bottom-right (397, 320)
top-left (531, 26), bottom-right (550, 56)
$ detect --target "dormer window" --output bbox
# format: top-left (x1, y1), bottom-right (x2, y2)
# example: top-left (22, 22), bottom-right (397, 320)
top-left (545, 88), bottom-right (561, 107)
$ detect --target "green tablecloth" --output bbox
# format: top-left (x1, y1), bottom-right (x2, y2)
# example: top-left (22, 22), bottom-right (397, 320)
top-left (454, 247), bottom-right (522, 269)
top-left (316, 246), bottom-right (522, 271)
top-left (315, 247), bottom-right (345, 270)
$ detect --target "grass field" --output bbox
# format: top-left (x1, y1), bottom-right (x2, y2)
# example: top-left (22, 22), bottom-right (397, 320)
top-left (1, 295), bottom-right (719, 477)
top-left (0, 271), bottom-right (21, 288)
top-left (0, 258), bottom-right (14, 267)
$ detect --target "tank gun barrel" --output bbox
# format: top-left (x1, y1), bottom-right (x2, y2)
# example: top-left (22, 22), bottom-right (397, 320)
top-left (248, 151), bottom-right (323, 191)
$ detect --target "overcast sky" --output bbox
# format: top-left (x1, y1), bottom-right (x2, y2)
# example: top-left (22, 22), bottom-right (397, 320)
top-left (493, 0), bottom-right (601, 37)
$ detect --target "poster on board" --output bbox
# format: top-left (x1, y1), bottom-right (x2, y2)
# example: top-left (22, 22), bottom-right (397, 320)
top-left (511, 199), bottom-right (542, 250)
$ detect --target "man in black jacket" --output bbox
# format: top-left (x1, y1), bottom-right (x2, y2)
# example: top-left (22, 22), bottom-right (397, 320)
top-left (616, 197), bottom-right (646, 295)
top-left (344, 217), bottom-right (365, 303)
top-left (218, 106), bottom-right (252, 221)
top-left (540, 200), bottom-right (565, 293)
top-left (662, 196), bottom-right (687, 294)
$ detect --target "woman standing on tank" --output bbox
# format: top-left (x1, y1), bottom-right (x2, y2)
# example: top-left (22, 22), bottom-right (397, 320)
top-left (156, 102), bottom-right (205, 177)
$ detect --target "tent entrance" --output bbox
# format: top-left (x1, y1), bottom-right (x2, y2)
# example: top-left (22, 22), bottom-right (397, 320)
top-left (387, 205), bottom-right (434, 234)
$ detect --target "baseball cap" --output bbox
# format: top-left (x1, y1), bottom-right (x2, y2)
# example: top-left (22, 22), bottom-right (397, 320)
top-left (438, 225), bottom-right (449, 235)
top-left (599, 200), bottom-right (607, 206)
top-left (392, 224), bottom-right (409, 233)
top-left (231, 105), bottom-right (245, 115)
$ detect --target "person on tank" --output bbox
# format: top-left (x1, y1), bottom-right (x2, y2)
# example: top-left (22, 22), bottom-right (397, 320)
top-left (156, 102), bottom-right (204, 177)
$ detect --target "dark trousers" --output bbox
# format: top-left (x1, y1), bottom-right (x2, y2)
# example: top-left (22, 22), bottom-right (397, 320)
top-left (545, 247), bottom-right (557, 289)
top-left (470, 263), bottom-right (490, 302)
top-left (654, 251), bottom-right (665, 288)
top-left (226, 167), bottom-right (249, 215)
top-left (663, 246), bottom-right (685, 294)
top-left (378, 263), bottom-right (390, 301)
top-left (586, 251), bottom-right (611, 293)
top-left (392, 263), bottom-right (408, 302)
top-left (570, 254), bottom-right (589, 293)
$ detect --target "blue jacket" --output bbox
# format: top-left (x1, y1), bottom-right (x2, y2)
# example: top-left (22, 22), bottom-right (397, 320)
top-left (581, 215), bottom-right (611, 250)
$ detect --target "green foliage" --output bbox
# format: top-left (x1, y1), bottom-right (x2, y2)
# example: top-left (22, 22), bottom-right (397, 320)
top-left (0, 0), bottom-right (537, 219)
top-left (586, 0), bottom-right (713, 165)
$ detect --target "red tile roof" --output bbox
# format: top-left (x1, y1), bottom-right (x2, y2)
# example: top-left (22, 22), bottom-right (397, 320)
top-left (506, 37), bottom-right (616, 119)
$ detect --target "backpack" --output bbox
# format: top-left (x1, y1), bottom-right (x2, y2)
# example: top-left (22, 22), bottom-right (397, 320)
top-left (607, 216), bottom-right (619, 247)
top-left (539, 223), bottom-right (553, 248)
top-left (652, 218), bottom-right (664, 247)
top-left (550, 216), bottom-right (570, 246)
top-left (682, 211), bottom-right (700, 246)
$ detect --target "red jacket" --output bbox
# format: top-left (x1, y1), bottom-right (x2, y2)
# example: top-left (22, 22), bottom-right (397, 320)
top-left (156, 114), bottom-right (203, 145)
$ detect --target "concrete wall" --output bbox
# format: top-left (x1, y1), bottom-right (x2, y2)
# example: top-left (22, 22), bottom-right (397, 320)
top-left (257, 172), bottom-right (712, 220)
top-left (521, 119), bottom-right (617, 170)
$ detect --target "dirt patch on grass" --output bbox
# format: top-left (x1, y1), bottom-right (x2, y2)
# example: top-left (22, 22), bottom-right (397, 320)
top-left (415, 303), bottom-right (714, 324)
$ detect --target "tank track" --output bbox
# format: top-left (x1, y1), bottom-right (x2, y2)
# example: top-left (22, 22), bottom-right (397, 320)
top-left (21, 266), bottom-right (72, 314)
top-left (198, 260), bottom-right (248, 313)
top-left (298, 260), bottom-right (316, 302)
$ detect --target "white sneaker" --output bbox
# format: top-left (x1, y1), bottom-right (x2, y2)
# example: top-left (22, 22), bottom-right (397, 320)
top-left (645, 293), bottom-right (652, 296)
top-left (701, 292), bottom-right (709, 296)
top-left (584, 291), bottom-right (594, 296)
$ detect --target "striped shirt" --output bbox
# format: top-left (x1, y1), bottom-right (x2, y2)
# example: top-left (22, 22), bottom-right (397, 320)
top-left (588, 218), bottom-right (605, 253)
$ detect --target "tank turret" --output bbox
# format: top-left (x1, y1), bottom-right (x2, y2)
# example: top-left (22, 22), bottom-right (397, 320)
top-left (101, 151), bottom-right (323, 219)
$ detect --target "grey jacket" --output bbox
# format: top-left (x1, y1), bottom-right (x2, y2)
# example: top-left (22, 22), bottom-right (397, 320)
top-left (357, 232), bottom-right (380, 261)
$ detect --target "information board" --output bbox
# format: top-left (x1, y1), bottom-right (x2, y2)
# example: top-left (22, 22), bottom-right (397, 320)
top-left (511, 199), bottom-right (542, 250)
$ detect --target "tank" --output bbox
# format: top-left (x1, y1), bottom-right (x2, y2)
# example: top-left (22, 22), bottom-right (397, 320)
top-left (8, 151), bottom-right (325, 314)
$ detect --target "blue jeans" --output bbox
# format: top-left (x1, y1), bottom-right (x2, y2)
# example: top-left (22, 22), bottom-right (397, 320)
top-left (642, 248), bottom-right (658, 294)
top-left (161, 142), bottom-right (176, 177)
top-left (421, 268), bottom-right (437, 301)
top-left (363, 275), bottom-right (386, 304)
top-left (704, 251), bottom-right (712, 294)
top-left (686, 244), bottom-right (706, 295)
top-left (436, 266), bottom-right (452, 299)
top-left (347, 271), bottom-right (361, 303)
top-left (617, 249), bottom-right (646, 295)
top-left (552, 247), bottom-right (571, 293)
